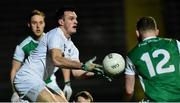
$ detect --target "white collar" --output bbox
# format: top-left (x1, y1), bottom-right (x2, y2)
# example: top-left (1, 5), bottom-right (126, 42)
top-left (143, 36), bottom-right (156, 41)
top-left (57, 27), bottom-right (71, 41)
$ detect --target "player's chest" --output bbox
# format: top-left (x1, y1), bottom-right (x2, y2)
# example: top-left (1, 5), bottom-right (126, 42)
top-left (63, 42), bottom-right (72, 58)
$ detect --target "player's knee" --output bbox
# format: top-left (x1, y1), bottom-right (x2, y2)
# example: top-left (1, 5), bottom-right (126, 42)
top-left (36, 87), bottom-right (68, 102)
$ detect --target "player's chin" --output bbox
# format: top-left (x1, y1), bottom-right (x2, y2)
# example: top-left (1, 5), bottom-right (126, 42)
top-left (34, 32), bottom-right (42, 37)
top-left (71, 29), bottom-right (77, 34)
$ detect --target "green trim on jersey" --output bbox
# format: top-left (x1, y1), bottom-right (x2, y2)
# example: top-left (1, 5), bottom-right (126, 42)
top-left (22, 40), bottom-right (38, 59)
top-left (128, 37), bottom-right (180, 101)
top-left (19, 36), bottom-right (53, 84)
top-left (45, 77), bottom-right (52, 84)
top-left (22, 40), bottom-right (52, 84)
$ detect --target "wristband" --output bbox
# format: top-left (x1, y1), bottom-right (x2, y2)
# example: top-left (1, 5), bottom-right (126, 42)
top-left (64, 81), bottom-right (71, 86)
top-left (81, 64), bottom-right (88, 71)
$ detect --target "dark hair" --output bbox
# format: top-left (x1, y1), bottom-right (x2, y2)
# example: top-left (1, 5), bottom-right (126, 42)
top-left (56, 5), bottom-right (76, 20)
top-left (74, 91), bottom-right (93, 102)
top-left (136, 16), bottom-right (157, 33)
top-left (28, 10), bottom-right (45, 22)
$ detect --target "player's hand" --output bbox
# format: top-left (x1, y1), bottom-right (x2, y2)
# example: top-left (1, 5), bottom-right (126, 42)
top-left (11, 92), bottom-right (20, 102)
top-left (11, 92), bottom-right (29, 102)
top-left (92, 67), bottom-right (113, 82)
top-left (82, 56), bottom-right (103, 71)
top-left (63, 81), bottom-right (72, 101)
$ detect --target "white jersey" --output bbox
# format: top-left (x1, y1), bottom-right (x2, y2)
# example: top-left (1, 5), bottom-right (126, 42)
top-left (14, 27), bottom-right (79, 101)
top-left (24, 27), bottom-right (79, 79)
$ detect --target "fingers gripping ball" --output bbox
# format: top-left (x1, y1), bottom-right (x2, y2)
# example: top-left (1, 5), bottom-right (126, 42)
top-left (103, 53), bottom-right (125, 76)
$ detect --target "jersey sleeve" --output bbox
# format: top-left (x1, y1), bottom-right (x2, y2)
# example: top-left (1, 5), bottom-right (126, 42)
top-left (125, 56), bottom-right (136, 75)
top-left (71, 46), bottom-right (79, 61)
top-left (47, 31), bottom-right (63, 50)
top-left (13, 45), bottom-right (25, 62)
top-left (176, 40), bottom-right (180, 54)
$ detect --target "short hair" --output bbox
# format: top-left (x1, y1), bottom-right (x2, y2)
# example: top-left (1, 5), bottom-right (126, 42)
top-left (136, 16), bottom-right (157, 33)
top-left (56, 5), bottom-right (76, 20)
top-left (28, 10), bottom-right (45, 22)
top-left (74, 91), bottom-right (93, 102)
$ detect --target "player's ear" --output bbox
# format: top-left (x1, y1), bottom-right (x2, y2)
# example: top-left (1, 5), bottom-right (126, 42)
top-left (27, 23), bottom-right (30, 28)
top-left (136, 30), bottom-right (140, 38)
top-left (155, 29), bottom-right (159, 36)
top-left (58, 19), bottom-right (64, 26)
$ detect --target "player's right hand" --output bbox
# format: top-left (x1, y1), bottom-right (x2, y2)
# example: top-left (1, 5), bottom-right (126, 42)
top-left (11, 92), bottom-right (29, 103)
top-left (63, 81), bottom-right (72, 101)
top-left (82, 56), bottom-right (103, 71)
top-left (11, 92), bottom-right (20, 102)
top-left (92, 68), bottom-right (112, 82)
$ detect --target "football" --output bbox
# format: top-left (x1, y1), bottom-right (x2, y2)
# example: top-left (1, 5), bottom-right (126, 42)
top-left (103, 53), bottom-right (125, 76)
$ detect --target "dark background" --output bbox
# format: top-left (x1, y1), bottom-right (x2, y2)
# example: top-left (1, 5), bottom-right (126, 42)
top-left (0, 0), bottom-right (180, 102)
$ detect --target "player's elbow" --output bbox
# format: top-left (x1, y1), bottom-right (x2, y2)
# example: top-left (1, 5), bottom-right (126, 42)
top-left (52, 56), bottom-right (64, 68)
top-left (126, 87), bottom-right (134, 96)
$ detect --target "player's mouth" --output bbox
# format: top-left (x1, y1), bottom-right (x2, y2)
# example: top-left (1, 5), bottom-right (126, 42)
top-left (73, 25), bottom-right (77, 29)
top-left (36, 30), bottom-right (41, 33)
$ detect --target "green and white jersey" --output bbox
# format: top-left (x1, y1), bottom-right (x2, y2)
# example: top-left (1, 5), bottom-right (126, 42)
top-left (13, 34), bottom-right (58, 84)
top-left (13, 36), bottom-right (39, 62)
top-left (125, 37), bottom-right (180, 101)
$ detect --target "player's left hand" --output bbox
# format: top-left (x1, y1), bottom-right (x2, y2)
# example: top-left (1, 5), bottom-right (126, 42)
top-left (63, 81), bottom-right (72, 101)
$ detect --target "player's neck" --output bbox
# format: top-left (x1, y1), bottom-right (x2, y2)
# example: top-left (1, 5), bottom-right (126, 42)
top-left (59, 27), bottom-right (71, 39)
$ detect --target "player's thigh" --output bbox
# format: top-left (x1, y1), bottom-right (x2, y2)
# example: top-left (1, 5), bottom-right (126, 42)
top-left (17, 75), bottom-right (46, 102)
top-left (36, 87), bottom-right (68, 102)
top-left (14, 69), bottom-right (46, 101)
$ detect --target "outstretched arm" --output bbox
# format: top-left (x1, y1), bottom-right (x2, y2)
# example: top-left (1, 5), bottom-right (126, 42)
top-left (125, 74), bottom-right (135, 101)
top-left (50, 48), bottom-right (82, 69)
top-left (50, 48), bottom-right (101, 71)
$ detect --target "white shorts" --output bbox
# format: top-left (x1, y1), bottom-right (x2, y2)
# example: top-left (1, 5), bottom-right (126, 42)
top-left (14, 63), bottom-right (46, 101)
top-left (46, 74), bottom-right (62, 94)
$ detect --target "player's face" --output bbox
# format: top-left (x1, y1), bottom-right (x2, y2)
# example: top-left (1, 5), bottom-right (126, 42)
top-left (76, 96), bottom-right (91, 103)
top-left (29, 15), bottom-right (45, 38)
top-left (62, 11), bottom-right (78, 35)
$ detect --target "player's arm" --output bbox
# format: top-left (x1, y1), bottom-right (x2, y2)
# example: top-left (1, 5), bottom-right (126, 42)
top-left (10, 45), bottom-right (24, 91)
top-left (50, 48), bottom-right (82, 69)
top-left (72, 70), bottom-right (94, 79)
top-left (62, 69), bottom-right (71, 83)
top-left (62, 68), bottom-right (72, 101)
top-left (50, 48), bottom-right (101, 71)
top-left (124, 56), bottom-right (136, 101)
top-left (125, 74), bottom-right (135, 100)
top-left (10, 60), bottom-right (22, 91)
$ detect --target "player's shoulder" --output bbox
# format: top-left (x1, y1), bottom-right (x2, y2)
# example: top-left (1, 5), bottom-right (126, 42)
top-left (158, 37), bottom-right (177, 45)
top-left (18, 36), bottom-right (35, 47)
top-left (47, 27), bottom-right (61, 34)
top-left (46, 27), bottom-right (64, 38)
top-left (127, 44), bottom-right (140, 57)
top-left (159, 37), bottom-right (172, 41)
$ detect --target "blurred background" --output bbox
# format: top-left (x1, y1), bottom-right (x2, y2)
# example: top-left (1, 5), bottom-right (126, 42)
top-left (0, 0), bottom-right (180, 102)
